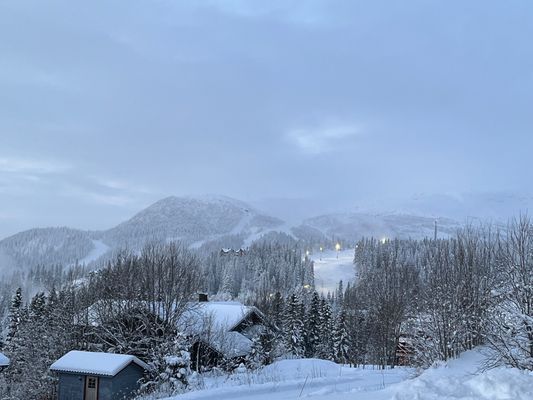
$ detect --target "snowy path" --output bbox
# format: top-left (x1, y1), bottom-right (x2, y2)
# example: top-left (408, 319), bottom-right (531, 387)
top-left (311, 250), bottom-right (355, 294)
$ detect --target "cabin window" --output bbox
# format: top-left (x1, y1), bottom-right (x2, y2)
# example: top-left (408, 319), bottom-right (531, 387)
top-left (87, 377), bottom-right (97, 389)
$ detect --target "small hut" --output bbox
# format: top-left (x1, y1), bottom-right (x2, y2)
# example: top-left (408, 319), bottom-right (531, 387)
top-left (0, 352), bottom-right (9, 372)
top-left (50, 351), bottom-right (149, 400)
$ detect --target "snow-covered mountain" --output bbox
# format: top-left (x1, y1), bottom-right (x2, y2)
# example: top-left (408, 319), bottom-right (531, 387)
top-left (0, 194), bottom-right (473, 274)
top-left (102, 195), bottom-right (283, 249)
top-left (0, 196), bottom-right (284, 273)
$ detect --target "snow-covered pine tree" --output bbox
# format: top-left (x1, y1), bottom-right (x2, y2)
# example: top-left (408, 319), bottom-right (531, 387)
top-left (4, 292), bottom-right (55, 399)
top-left (141, 333), bottom-right (192, 396)
top-left (6, 288), bottom-right (23, 345)
top-left (271, 291), bottom-right (284, 331)
top-left (246, 331), bottom-right (273, 369)
top-left (305, 291), bottom-right (321, 357)
top-left (332, 309), bottom-right (350, 364)
top-left (317, 298), bottom-right (333, 360)
top-left (336, 280), bottom-right (344, 308)
top-left (283, 292), bottom-right (305, 358)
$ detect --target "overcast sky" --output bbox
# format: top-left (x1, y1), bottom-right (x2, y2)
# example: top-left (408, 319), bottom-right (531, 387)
top-left (1, 0), bottom-right (533, 238)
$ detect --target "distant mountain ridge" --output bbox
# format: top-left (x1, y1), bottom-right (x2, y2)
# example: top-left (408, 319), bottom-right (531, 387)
top-left (0, 195), bottom-right (285, 273)
top-left (0, 194), bottom-right (465, 274)
top-left (102, 195), bottom-right (283, 248)
top-left (296, 212), bottom-right (461, 243)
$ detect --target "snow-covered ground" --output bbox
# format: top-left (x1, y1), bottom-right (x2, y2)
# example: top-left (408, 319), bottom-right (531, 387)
top-left (157, 359), bottom-right (410, 400)
top-left (156, 349), bottom-right (533, 400)
top-left (311, 250), bottom-right (355, 294)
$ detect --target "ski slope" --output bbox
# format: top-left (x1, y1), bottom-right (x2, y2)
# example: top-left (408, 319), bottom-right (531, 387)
top-left (311, 249), bottom-right (355, 294)
top-left (78, 239), bottom-right (109, 265)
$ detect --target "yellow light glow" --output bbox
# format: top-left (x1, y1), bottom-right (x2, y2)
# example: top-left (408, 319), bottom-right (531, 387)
top-left (335, 243), bottom-right (341, 251)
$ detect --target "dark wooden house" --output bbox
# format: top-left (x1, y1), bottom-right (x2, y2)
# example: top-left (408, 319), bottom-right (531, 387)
top-left (50, 351), bottom-right (149, 400)
top-left (179, 298), bottom-right (269, 371)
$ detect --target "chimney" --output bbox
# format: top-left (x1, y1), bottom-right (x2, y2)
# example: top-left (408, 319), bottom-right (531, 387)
top-left (198, 293), bottom-right (208, 302)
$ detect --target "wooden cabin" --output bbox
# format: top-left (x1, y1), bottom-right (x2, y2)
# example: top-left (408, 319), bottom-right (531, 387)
top-left (0, 352), bottom-right (9, 372)
top-left (50, 351), bottom-right (149, 400)
top-left (179, 297), bottom-right (269, 371)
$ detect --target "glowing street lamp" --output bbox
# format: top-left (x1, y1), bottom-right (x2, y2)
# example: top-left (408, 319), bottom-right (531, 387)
top-left (335, 242), bottom-right (341, 258)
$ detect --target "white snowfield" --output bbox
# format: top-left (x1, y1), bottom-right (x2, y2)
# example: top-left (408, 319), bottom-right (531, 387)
top-left (160, 350), bottom-right (533, 400)
top-left (312, 249), bottom-right (355, 294)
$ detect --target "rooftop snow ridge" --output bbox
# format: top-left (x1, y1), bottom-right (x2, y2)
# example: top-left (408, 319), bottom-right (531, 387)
top-left (50, 350), bottom-right (149, 377)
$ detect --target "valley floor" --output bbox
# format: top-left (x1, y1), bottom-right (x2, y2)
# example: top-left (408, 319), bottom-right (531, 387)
top-left (157, 349), bottom-right (533, 400)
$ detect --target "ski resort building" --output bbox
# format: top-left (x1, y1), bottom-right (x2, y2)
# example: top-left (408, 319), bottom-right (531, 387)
top-left (0, 352), bottom-right (9, 372)
top-left (219, 248), bottom-right (246, 257)
top-left (180, 298), bottom-right (269, 370)
top-left (50, 351), bottom-right (149, 400)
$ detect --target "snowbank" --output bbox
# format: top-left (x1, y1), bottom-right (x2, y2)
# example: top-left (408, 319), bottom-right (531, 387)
top-left (390, 349), bottom-right (533, 400)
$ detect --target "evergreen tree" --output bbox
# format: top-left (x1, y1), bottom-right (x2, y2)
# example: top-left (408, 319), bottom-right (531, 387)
top-left (304, 291), bottom-right (321, 357)
top-left (6, 288), bottom-right (23, 345)
top-left (141, 334), bottom-right (192, 396)
top-left (332, 309), bottom-right (350, 364)
top-left (246, 330), bottom-right (274, 369)
top-left (283, 293), bottom-right (305, 357)
top-left (317, 298), bottom-right (333, 360)
top-left (271, 292), bottom-right (284, 330)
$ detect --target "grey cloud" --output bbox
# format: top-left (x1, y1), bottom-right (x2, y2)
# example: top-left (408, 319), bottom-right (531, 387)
top-left (0, 0), bottom-right (532, 237)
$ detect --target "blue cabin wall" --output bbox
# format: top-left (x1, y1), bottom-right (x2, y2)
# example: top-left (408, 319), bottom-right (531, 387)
top-left (98, 363), bottom-right (144, 399)
top-left (57, 373), bottom-right (84, 400)
top-left (56, 362), bottom-right (144, 400)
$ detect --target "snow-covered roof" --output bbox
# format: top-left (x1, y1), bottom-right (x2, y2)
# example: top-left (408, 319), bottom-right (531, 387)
top-left (179, 301), bottom-right (259, 334)
top-left (179, 301), bottom-right (262, 357)
top-left (211, 331), bottom-right (253, 358)
top-left (0, 352), bottom-right (9, 367)
top-left (50, 351), bottom-right (149, 377)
